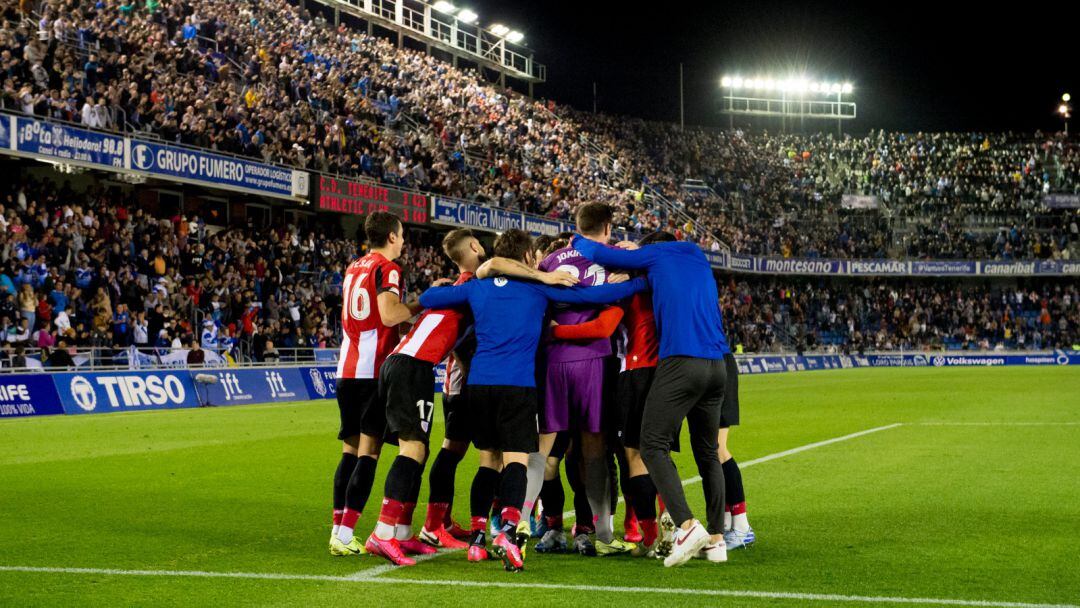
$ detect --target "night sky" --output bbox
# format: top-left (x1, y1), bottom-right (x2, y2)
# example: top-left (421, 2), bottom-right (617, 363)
top-left (459, 0), bottom-right (1076, 134)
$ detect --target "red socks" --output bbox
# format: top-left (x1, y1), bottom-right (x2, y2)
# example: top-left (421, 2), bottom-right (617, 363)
top-left (400, 502), bottom-right (417, 527)
top-left (332, 509), bottom-right (343, 526)
top-left (640, 518), bottom-right (658, 546)
top-left (425, 502), bottom-right (450, 532)
top-left (500, 506), bottom-right (521, 528)
top-left (378, 499), bottom-right (404, 526)
top-left (729, 501), bottom-right (747, 516)
top-left (341, 508), bottom-right (361, 530)
top-left (471, 516), bottom-right (488, 533)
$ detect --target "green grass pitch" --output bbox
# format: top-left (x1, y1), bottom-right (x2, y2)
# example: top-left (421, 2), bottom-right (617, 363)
top-left (1, 366), bottom-right (1078, 607)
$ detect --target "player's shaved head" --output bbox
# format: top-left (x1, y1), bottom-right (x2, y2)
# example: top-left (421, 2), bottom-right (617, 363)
top-left (575, 203), bottom-right (614, 237)
top-left (493, 229), bottom-right (534, 263)
top-left (442, 228), bottom-right (477, 265)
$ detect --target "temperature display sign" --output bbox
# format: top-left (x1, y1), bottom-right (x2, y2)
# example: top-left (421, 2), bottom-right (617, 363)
top-left (316, 176), bottom-right (429, 224)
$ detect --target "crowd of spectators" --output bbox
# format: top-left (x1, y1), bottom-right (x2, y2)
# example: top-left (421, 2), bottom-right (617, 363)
top-left (2, 0), bottom-right (1080, 369)
top-left (581, 115), bottom-right (1080, 259)
top-left (0, 169), bottom-right (461, 368)
top-left (2, 0), bottom-right (1078, 262)
top-left (0, 0), bottom-right (653, 228)
top-left (721, 276), bottom-right (1080, 353)
top-left (1, 165), bottom-right (1078, 371)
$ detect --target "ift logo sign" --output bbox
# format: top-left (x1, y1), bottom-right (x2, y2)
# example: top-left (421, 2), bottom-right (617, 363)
top-left (217, 373), bottom-right (252, 402)
top-left (264, 371), bottom-right (296, 399)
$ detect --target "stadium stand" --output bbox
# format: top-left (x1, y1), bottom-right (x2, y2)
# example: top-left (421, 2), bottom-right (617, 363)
top-left (0, 0), bottom-right (1078, 370)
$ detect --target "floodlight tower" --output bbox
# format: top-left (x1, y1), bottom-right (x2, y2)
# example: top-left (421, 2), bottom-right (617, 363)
top-left (1060, 93), bottom-right (1072, 136)
top-left (310, 0), bottom-right (545, 96)
top-left (719, 75), bottom-right (856, 134)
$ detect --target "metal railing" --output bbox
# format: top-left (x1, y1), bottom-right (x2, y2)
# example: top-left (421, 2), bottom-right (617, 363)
top-left (0, 347), bottom-right (333, 373)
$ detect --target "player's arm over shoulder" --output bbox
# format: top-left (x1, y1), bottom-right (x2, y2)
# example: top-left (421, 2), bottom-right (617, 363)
top-left (571, 235), bottom-right (659, 269)
top-left (476, 256), bottom-right (578, 286)
top-left (540, 276), bottom-right (648, 305)
top-left (418, 280), bottom-right (473, 310)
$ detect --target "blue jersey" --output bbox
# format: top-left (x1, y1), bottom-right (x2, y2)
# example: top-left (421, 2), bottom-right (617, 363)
top-left (419, 276), bottom-right (648, 387)
top-left (572, 237), bottom-right (728, 360)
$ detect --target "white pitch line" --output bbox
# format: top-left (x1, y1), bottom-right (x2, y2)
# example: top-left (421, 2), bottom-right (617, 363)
top-left (562, 422), bottom-right (904, 519)
top-left (917, 422), bottom-right (1080, 426)
top-left (351, 549), bottom-right (451, 579)
top-left (0, 565), bottom-right (1073, 608)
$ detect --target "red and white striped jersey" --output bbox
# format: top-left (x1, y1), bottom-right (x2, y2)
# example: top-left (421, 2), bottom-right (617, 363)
top-left (392, 272), bottom-right (474, 365)
top-left (337, 252), bottom-right (404, 379)
top-left (443, 354), bottom-right (465, 396)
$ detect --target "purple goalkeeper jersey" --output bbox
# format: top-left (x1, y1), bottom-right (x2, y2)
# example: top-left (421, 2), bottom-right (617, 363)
top-left (540, 246), bottom-right (612, 363)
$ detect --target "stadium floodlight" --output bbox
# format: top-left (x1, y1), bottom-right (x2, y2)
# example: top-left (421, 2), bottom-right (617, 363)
top-left (432, 1), bottom-right (457, 14)
top-left (1061, 104), bottom-right (1071, 115)
top-left (842, 83), bottom-right (853, 94)
top-left (506, 30), bottom-right (525, 43)
top-left (731, 76), bottom-right (744, 88)
top-left (457, 8), bottom-right (478, 23)
top-left (1064, 93), bottom-right (1072, 102)
top-left (490, 23), bottom-right (510, 36)
top-left (830, 83), bottom-right (842, 94)
top-left (721, 76), bottom-right (732, 87)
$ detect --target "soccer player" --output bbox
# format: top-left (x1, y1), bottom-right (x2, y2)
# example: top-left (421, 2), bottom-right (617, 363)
top-left (718, 352), bottom-right (755, 550)
top-left (572, 231), bottom-right (731, 567)
top-left (612, 231), bottom-right (669, 557)
top-left (419, 229), bottom-right (648, 572)
top-left (330, 212), bottom-right (422, 557)
top-left (412, 229), bottom-right (577, 552)
top-left (362, 230), bottom-right (482, 565)
top-left (522, 204), bottom-right (637, 556)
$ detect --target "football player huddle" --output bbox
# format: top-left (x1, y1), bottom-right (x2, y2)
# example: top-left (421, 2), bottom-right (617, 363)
top-left (327, 205), bottom-right (754, 572)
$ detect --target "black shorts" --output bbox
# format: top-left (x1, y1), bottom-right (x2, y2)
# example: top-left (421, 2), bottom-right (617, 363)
top-left (337, 378), bottom-right (383, 441)
top-left (443, 390), bottom-right (472, 443)
top-left (468, 385), bottom-right (539, 454)
top-left (380, 354), bottom-right (436, 444)
top-left (617, 367), bottom-right (681, 451)
top-left (722, 353), bottom-right (740, 427)
top-left (616, 367), bottom-right (655, 449)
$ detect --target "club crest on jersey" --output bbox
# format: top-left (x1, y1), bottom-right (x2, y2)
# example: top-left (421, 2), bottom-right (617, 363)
top-left (494, 277), bottom-right (508, 287)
